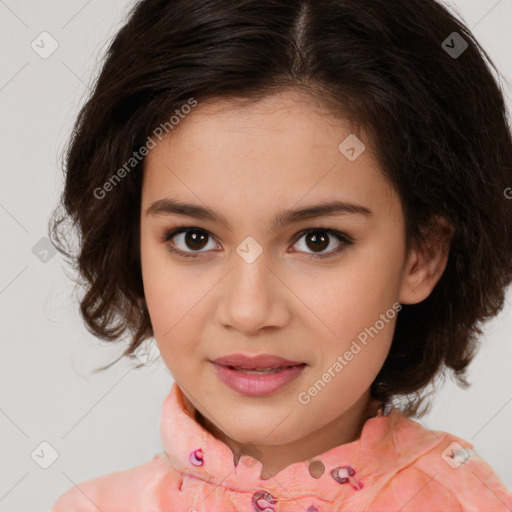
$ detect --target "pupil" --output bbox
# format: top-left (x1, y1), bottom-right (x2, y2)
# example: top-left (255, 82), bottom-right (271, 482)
top-left (185, 230), bottom-right (208, 250)
top-left (307, 230), bottom-right (328, 252)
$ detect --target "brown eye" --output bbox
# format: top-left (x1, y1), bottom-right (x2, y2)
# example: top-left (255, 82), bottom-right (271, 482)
top-left (163, 227), bottom-right (219, 257)
top-left (292, 228), bottom-right (353, 259)
top-left (304, 230), bottom-right (330, 253)
top-left (183, 229), bottom-right (209, 251)
top-left (162, 225), bottom-right (353, 260)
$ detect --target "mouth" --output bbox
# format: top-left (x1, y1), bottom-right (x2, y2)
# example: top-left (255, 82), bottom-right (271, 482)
top-left (222, 364), bottom-right (306, 374)
top-left (210, 361), bottom-right (307, 396)
top-left (211, 353), bottom-right (306, 370)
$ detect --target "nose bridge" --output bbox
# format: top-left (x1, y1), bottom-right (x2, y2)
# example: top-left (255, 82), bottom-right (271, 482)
top-left (219, 237), bottom-right (284, 333)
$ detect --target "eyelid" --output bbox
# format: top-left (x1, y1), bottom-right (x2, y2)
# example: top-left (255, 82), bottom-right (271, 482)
top-left (162, 225), bottom-right (354, 259)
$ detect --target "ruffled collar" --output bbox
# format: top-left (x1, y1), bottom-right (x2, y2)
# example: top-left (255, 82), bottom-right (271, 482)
top-left (159, 381), bottom-right (441, 499)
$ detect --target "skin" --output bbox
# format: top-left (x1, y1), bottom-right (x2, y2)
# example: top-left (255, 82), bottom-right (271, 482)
top-left (139, 88), bottom-right (453, 480)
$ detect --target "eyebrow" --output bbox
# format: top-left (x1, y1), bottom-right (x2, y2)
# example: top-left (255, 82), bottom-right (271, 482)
top-left (145, 197), bottom-right (373, 232)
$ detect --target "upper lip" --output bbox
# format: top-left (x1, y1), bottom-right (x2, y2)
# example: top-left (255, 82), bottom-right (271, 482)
top-left (211, 353), bottom-right (305, 369)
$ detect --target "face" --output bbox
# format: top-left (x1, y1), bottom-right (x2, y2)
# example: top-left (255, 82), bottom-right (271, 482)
top-left (139, 89), bottom-right (442, 454)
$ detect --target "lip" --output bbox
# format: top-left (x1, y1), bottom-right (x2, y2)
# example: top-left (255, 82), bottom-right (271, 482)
top-left (211, 353), bottom-right (305, 369)
top-left (211, 361), bottom-right (306, 396)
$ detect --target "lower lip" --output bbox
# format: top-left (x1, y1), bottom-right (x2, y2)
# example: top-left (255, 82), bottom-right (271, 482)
top-left (211, 362), bottom-right (306, 396)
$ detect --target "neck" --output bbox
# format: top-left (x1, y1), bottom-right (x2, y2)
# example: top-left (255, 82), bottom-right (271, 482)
top-left (194, 392), bottom-right (383, 480)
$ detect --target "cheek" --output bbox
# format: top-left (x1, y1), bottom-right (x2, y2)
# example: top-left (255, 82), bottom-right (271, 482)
top-left (296, 245), bottom-right (401, 372)
top-left (140, 241), bottom-right (208, 360)
top-left (302, 253), bottom-right (399, 329)
top-left (140, 241), bottom-right (181, 337)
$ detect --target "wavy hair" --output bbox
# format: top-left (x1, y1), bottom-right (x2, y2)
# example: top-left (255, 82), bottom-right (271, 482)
top-left (49, 0), bottom-right (512, 417)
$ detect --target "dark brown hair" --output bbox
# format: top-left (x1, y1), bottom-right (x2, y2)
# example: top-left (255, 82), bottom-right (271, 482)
top-left (49, 0), bottom-right (512, 417)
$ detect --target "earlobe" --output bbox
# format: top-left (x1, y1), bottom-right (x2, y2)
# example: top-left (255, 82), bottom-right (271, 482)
top-left (399, 216), bottom-right (454, 305)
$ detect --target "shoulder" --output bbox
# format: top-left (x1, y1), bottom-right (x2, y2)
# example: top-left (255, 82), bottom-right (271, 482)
top-left (367, 415), bottom-right (512, 512)
top-left (50, 452), bottom-right (180, 512)
top-left (413, 433), bottom-right (512, 512)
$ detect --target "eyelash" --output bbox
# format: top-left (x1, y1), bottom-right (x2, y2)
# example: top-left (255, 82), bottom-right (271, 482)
top-left (161, 225), bottom-right (354, 260)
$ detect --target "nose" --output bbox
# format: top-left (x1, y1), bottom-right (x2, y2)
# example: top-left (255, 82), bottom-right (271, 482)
top-left (216, 251), bottom-right (290, 336)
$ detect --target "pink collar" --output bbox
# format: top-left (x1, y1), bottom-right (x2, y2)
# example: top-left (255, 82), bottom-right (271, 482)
top-left (159, 381), bottom-right (441, 499)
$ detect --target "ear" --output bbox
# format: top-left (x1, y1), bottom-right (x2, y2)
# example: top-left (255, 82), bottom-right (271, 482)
top-left (399, 215), bottom-right (455, 305)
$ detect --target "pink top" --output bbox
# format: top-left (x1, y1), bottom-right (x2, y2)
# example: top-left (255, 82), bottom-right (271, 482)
top-left (51, 381), bottom-right (512, 511)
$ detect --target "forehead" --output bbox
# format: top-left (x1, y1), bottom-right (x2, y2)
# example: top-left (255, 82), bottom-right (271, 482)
top-left (141, 90), bottom-right (398, 222)
top-left (147, 90), bottom-right (357, 162)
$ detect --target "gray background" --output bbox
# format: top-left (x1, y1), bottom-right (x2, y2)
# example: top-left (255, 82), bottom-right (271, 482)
top-left (0, 1), bottom-right (511, 510)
